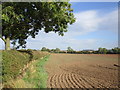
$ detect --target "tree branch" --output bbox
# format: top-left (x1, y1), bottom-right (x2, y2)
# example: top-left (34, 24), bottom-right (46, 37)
top-left (0, 37), bottom-right (6, 43)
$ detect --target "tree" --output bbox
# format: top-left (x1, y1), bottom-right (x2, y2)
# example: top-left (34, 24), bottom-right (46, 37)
top-left (1, 2), bottom-right (76, 50)
top-left (46, 48), bottom-right (51, 52)
top-left (98, 47), bottom-right (107, 54)
top-left (67, 47), bottom-right (74, 53)
top-left (106, 49), bottom-right (113, 54)
top-left (98, 47), bottom-right (103, 54)
top-left (102, 48), bottom-right (107, 54)
top-left (50, 49), bottom-right (55, 53)
top-left (41, 47), bottom-right (47, 51)
top-left (55, 48), bottom-right (60, 53)
top-left (112, 47), bottom-right (120, 54)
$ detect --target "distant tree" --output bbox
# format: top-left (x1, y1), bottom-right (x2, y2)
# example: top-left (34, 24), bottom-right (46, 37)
top-left (50, 49), bottom-right (55, 53)
top-left (107, 49), bottom-right (113, 54)
top-left (46, 48), bottom-right (51, 52)
top-left (98, 48), bottom-right (103, 54)
top-left (41, 47), bottom-right (47, 51)
top-left (118, 48), bottom-right (120, 54)
top-left (112, 47), bottom-right (120, 54)
top-left (98, 48), bottom-right (107, 54)
top-left (102, 48), bottom-right (107, 54)
top-left (67, 47), bottom-right (74, 53)
top-left (55, 48), bottom-right (60, 53)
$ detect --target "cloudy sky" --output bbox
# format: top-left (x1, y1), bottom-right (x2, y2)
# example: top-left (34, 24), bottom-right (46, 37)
top-left (0, 2), bottom-right (118, 50)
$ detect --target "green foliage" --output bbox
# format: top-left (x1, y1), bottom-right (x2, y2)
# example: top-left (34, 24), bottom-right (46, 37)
top-left (97, 47), bottom-right (120, 54)
top-left (41, 47), bottom-right (52, 52)
top-left (98, 48), bottom-right (107, 54)
top-left (50, 49), bottom-right (56, 53)
top-left (2, 2), bottom-right (76, 49)
top-left (67, 47), bottom-right (74, 53)
top-left (49, 48), bottom-right (61, 53)
top-left (42, 47), bottom-right (120, 54)
top-left (112, 47), bottom-right (120, 54)
top-left (41, 47), bottom-right (47, 51)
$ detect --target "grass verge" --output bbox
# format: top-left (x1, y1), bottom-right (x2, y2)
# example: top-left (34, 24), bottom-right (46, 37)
top-left (12, 55), bottom-right (50, 88)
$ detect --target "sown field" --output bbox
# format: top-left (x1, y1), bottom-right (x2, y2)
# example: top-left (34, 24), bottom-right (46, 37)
top-left (45, 54), bottom-right (119, 88)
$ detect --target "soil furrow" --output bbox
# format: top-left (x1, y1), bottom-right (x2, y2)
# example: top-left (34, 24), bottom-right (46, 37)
top-left (49, 75), bottom-right (55, 88)
top-left (74, 74), bottom-right (86, 88)
top-left (62, 73), bottom-right (69, 88)
top-left (80, 76), bottom-right (95, 88)
top-left (58, 73), bottom-right (66, 88)
top-left (51, 74), bottom-right (57, 88)
top-left (67, 73), bottom-right (79, 88)
top-left (55, 74), bottom-right (61, 88)
top-left (60, 73), bottom-right (68, 88)
top-left (87, 77), bottom-right (107, 88)
top-left (54, 73), bottom-right (60, 88)
top-left (65, 73), bottom-right (75, 88)
top-left (77, 75), bottom-right (93, 88)
top-left (83, 76), bottom-right (102, 88)
top-left (71, 73), bottom-right (81, 88)
top-left (53, 74), bottom-right (58, 88)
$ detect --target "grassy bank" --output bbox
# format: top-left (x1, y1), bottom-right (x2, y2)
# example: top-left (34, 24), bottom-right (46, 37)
top-left (22, 55), bottom-right (50, 88)
top-left (8, 55), bottom-right (50, 88)
top-left (2, 50), bottom-right (49, 88)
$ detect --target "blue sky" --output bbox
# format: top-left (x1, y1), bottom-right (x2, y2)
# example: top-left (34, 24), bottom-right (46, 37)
top-left (71, 2), bottom-right (117, 12)
top-left (0, 2), bottom-right (118, 50)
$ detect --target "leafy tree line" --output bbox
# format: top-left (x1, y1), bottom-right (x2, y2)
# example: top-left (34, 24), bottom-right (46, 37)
top-left (40, 47), bottom-right (120, 54)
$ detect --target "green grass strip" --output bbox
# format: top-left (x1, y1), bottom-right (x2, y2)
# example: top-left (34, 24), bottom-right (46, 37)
top-left (23, 55), bottom-right (50, 88)
top-left (36, 55), bottom-right (50, 88)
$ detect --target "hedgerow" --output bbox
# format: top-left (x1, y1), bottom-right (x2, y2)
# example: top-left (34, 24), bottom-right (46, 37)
top-left (2, 50), bottom-right (49, 82)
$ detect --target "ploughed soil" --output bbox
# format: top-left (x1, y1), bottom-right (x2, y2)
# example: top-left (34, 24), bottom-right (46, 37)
top-left (45, 54), bottom-right (119, 88)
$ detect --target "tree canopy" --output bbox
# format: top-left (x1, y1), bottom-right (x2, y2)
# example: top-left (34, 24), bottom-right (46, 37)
top-left (41, 47), bottom-right (47, 51)
top-left (1, 2), bottom-right (75, 50)
top-left (98, 48), bottom-right (107, 54)
top-left (67, 47), bottom-right (74, 53)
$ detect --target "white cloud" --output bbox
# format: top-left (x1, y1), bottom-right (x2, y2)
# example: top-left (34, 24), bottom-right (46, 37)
top-left (67, 9), bottom-right (118, 36)
top-left (67, 10), bottom-right (101, 36)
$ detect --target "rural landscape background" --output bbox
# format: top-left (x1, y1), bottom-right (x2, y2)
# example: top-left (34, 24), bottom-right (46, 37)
top-left (0, 1), bottom-right (119, 89)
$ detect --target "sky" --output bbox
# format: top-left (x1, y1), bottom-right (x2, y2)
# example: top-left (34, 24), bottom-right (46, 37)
top-left (0, 2), bottom-right (118, 50)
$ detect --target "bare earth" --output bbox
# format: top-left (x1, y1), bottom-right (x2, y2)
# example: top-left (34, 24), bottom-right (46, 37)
top-left (45, 54), bottom-right (119, 88)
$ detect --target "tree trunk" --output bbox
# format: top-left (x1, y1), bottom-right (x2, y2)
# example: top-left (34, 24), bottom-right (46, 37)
top-left (5, 36), bottom-right (10, 50)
